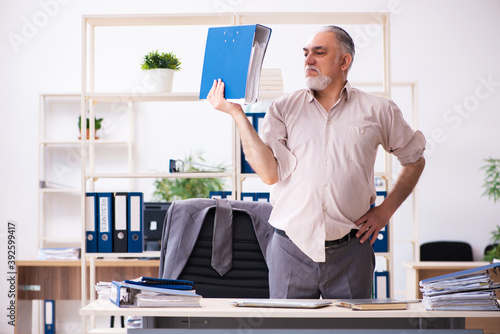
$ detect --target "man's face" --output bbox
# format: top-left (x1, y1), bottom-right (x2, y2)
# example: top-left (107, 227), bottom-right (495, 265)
top-left (303, 31), bottom-right (343, 90)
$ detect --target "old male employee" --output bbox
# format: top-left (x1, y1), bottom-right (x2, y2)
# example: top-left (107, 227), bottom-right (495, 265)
top-left (207, 25), bottom-right (426, 299)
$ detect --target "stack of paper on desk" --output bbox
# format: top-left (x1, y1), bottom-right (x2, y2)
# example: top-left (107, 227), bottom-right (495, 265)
top-left (419, 262), bottom-right (500, 311)
top-left (110, 279), bottom-right (201, 308)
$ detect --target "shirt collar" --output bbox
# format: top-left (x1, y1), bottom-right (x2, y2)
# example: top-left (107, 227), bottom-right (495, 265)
top-left (306, 80), bottom-right (352, 103)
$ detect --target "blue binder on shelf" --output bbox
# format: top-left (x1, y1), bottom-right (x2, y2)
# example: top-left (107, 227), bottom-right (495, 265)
top-left (253, 112), bottom-right (266, 135)
top-left (127, 192), bottom-right (144, 253)
top-left (209, 191), bottom-right (232, 199)
top-left (371, 191), bottom-right (388, 253)
top-left (241, 112), bottom-right (256, 173)
top-left (113, 192), bottom-right (128, 253)
top-left (255, 192), bottom-right (270, 202)
top-left (44, 300), bottom-right (55, 334)
top-left (374, 271), bottom-right (390, 298)
top-left (97, 192), bottom-right (113, 253)
top-left (241, 192), bottom-right (256, 201)
top-left (199, 24), bottom-right (272, 104)
top-left (85, 192), bottom-right (98, 253)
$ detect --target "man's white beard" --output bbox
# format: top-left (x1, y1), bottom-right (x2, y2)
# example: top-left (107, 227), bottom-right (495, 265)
top-left (305, 67), bottom-right (332, 91)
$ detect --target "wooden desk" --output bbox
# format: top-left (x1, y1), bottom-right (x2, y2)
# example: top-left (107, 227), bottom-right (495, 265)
top-left (402, 261), bottom-right (489, 300)
top-left (403, 261), bottom-right (500, 334)
top-left (80, 298), bottom-right (499, 333)
top-left (17, 259), bottom-right (160, 300)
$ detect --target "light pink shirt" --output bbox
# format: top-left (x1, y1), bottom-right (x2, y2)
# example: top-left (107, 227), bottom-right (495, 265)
top-left (261, 82), bottom-right (426, 262)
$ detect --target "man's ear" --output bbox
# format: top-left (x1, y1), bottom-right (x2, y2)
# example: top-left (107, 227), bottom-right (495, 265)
top-left (340, 54), bottom-right (352, 71)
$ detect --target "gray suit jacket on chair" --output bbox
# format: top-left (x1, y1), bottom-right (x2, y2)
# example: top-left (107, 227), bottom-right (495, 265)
top-left (159, 198), bottom-right (274, 279)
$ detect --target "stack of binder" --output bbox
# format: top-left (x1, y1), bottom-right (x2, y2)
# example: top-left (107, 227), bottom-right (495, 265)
top-left (110, 277), bottom-right (201, 308)
top-left (420, 262), bottom-right (500, 311)
top-left (86, 192), bottom-right (144, 253)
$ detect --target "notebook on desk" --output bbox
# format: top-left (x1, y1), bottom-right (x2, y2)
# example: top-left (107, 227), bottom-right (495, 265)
top-left (231, 299), bottom-right (332, 309)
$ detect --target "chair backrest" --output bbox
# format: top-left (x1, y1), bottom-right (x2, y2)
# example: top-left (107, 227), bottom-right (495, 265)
top-left (420, 241), bottom-right (473, 261)
top-left (177, 207), bottom-right (269, 298)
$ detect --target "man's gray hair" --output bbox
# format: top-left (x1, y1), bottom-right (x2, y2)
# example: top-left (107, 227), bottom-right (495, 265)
top-left (318, 25), bottom-right (355, 71)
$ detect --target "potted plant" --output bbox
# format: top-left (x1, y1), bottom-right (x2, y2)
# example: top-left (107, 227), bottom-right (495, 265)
top-left (141, 50), bottom-right (181, 93)
top-left (78, 115), bottom-right (103, 140)
top-left (152, 152), bottom-right (225, 201)
top-left (482, 158), bottom-right (500, 261)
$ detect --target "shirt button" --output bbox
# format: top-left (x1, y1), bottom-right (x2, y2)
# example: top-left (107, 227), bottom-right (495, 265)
top-left (323, 206), bottom-right (327, 212)
top-left (323, 182), bottom-right (328, 187)
top-left (327, 121), bottom-right (332, 125)
top-left (326, 140), bottom-right (330, 144)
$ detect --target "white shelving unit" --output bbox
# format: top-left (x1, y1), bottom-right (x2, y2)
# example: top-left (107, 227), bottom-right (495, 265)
top-left (80, 12), bottom-right (395, 333)
top-left (38, 94), bottom-right (135, 251)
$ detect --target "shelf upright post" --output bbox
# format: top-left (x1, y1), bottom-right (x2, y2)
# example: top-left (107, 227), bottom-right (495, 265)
top-left (80, 15), bottom-right (88, 334)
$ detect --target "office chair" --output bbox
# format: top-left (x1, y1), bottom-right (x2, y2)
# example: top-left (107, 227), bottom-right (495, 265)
top-left (177, 207), bottom-right (270, 298)
top-left (420, 241), bottom-right (473, 261)
top-left (159, 199), bottom-right (273, 299)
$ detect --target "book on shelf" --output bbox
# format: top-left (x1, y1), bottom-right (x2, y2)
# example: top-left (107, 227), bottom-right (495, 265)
top-left (335, 298), bottom-right (411, 311)
top-left (419, 262), bottom-right (500, 311)
top-left (199, 24), bottom-right (272, 104)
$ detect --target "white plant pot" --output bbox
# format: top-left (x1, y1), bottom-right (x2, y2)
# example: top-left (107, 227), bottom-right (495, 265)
top-left (144, 68), bottom-right (175, 93)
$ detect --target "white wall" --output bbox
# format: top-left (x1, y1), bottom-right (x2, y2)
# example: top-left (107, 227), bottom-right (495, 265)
top-left (1, 0), bottom-right (500, 332)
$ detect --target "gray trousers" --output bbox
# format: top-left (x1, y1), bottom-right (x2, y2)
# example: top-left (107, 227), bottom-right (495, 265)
top-left (267, 231), bottom-right (375, 299)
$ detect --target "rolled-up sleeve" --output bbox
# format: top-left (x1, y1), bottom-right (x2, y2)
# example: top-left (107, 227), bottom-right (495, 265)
top-left (260, 101), bottom-right (297, 182)
top-left (383, 100), bottom-right (426, 166)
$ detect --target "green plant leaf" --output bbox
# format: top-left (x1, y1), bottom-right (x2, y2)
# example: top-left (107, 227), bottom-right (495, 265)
top-left (141, 50), bottom-right (182, 71)
top-left (481, 158), bottom-right (500, 204)
top-left (152, 152), bottom-right (226, 201)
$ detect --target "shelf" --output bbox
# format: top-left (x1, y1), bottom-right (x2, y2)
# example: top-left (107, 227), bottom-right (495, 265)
top-left (85, 251), bottom-right (160, 259)
top-left (39, 188), bottom-right (80, 193)
top-left (41, 139), bottom-right (130, 145)
top-left (88, 329), bottom-right (126, 334)
top-left (84, 172), bottom-right (231, 179)
top-left (84, 91), bottom-right (285, 103)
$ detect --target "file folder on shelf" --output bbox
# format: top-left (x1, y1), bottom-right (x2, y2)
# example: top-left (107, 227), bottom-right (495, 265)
top-left (113, 192), bottom-right (128, 253)
top-left (85, 192), bottom-right (98, 253)
top-left (44, 300), bottom-right (55, 334)
top-left (372, 191), bottom-right (388, 253)
top-left (241, 113), bottom-right (256, 173)
top-left (127, 192), bottom-right (144, 253)
top-left (374, 270), bottom-right (389, 299)
top-left (241, 192), bottom-right (256, 201)
top-left (255, 192), bottom-right (270, 202)
top-left (199, 24), bottom-right (272, 104)
top-left (97, 192), bottom-right (113, 253)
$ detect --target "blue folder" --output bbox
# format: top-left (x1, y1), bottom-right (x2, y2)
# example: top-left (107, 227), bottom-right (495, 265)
top-left (44, 300), bottom-right (55, 334)
top-left (85, 192), bottom-right (98, 253)
top-left (127, 192), bottom-right (144, 253)
top-left (97, 192), bottom-right (113, 253)
top-left (371, 191), bottom-right (388, 253)
top-left (199, 24), bottom-right (271, 104)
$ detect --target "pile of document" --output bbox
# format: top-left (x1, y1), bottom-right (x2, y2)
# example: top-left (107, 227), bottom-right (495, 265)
top-left (420, 263), bottom-right (500, 311)
top-left (110, 277), bottom-right (201, 308)
top-left (37, 247), bottom-right (81, 260)
top-left (259, 68), bottom-right (283, 92)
